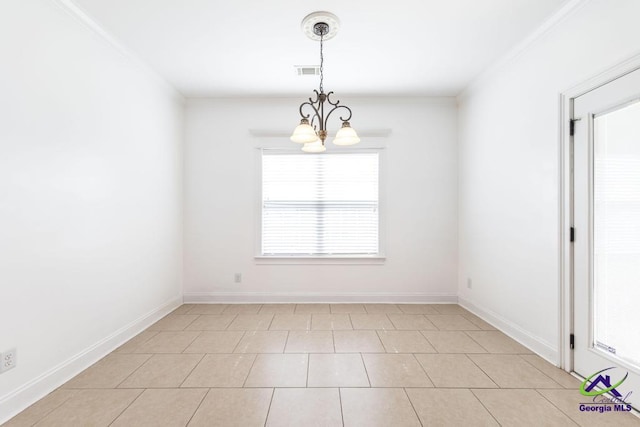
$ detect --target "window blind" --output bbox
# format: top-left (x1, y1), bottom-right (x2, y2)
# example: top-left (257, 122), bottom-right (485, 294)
top-left (594, 158), bottom-right (640, 254)
top-left (262, 152), bottom-right (379, 256)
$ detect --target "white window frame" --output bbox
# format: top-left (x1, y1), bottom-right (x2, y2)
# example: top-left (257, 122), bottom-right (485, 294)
top-left (254, 147), bottom-right (386, 265)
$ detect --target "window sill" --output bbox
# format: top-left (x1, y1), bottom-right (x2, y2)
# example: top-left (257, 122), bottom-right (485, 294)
top-left (254, 255), bottom-right (386, 265)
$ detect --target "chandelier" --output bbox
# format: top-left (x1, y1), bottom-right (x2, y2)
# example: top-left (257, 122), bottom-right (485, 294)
top-left (290, 12), bottom-right (360, 153)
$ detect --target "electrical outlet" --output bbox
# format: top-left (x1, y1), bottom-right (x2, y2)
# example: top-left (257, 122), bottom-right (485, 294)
top-left (0, 348), bottom-right (16, 373)
top-left (467, 278), bottom-right (472, 289)
top-left (234, 273), bottom-right (242, 283)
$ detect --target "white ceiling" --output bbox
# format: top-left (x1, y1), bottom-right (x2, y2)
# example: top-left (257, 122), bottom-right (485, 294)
top-left (71, 0), bottom-right (568, 97)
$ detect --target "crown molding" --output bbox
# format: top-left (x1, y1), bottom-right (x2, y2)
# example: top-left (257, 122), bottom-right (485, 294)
top-left (458, 0), bottom-right (592, 101)
top-left (50, 0), bottom-right (184, 102)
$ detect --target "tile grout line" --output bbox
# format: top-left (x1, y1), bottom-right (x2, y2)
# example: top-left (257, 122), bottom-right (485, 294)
top-left (14, 390), bottom-right (77, 426)
top-left (283, 331), bottom-right (290, 354)
top-left (460, 312), bottom-right (494, 330)
top-left (463, 353), bottom-right (500, 388)
top-left (359, 353), bottom-right (372, 387)
top-left (112, 354), bottom-right (154, 389)
top-left (411, 353), bottom-right (436, 387)
top-left (305, 314), bottom-right (312, 332)
top-left (338, 387), bottom-right (345, 427)
top-left (106, 388), bottom-right (146, 426)
top-left (116, 330), bottom-right (159, 353)
top-left (374, 330), bottom-right (386, 352)
top-left (462, 330), bottom-right (491, 352)
top-left (241, 353), bottom-right (260, 388)
top-left (432, 305), bottom-right (446, 315)
top-left (533, 388), bottom-right (581, 425)
top-left (421, 314), bottom-right (438, 330)
top-left (177, 353), bottom-right (207, 388)
top-left (182, 314), bottom-right (200, 330)
top-left (375, 330), bottom-right (389, 353)
top-left (387, 314), bottom-right (401, 330)
top-left (265, 313), bottom-right (276, 330)
top-left (517, 354), bottom-right (565, 388)
top-left (402, 387), bottom-right (424, 427)
top-left (305, 354), bottom-right (310, 387)
top-left (184, 387), bottom-right (210, 425)
top-left (182, 330), bottom-right (204, 354)
top-left (263, 388), bottom-right (276, 427)
top-left (230, 330), bottom-right (247, 353)
top-left (468, 388), bottom-right (503, 425)
top-left (420, 330), bottom-right (437, 353)
top-left (224, 314), bottom-right (240, 330)
top-left (418, 330), bottom-right (438, 353)
top-left (385, 314), bottom-right (395, 330)
top-left (138, 330), bottom-right (161, 346)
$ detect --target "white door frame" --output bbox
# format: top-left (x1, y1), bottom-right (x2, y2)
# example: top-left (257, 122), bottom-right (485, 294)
top-left (559, 53), bottom-right (640, 373)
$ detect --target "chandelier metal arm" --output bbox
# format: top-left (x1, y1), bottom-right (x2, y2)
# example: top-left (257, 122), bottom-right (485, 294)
top-left (309, 89), bottom-right (321, 104)
top-left (324, 104), bottom-right (353, 124)
top-left (299, 100), bottom-right (322, 128)
top-left (298, 91), bottom-right (354, 135)
top-left (298, 90), bottom-right (321, 119)
top-left (325, 91), bottom-right (353, 123)
top-left (326, 91), bottom-right (339, 106)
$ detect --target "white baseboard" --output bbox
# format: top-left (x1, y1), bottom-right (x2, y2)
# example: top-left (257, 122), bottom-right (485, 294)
top-left (458, 296), bottom-right (559, 365)
top-left (183, 292), bottom-right (458, 304)
top-left (0, 295), bottom-right (182, 425)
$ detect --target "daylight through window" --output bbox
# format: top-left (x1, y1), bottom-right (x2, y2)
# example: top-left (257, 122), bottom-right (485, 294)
top-left (261, 152), bottom-right (379, 256)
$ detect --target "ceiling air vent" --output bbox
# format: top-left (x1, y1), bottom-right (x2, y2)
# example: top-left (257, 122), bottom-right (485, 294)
top-left (295, 65), bottom-right (320, 76)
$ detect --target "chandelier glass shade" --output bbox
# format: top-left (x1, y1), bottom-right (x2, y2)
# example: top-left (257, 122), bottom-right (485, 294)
top-left (290, 118), bottom-right (318, 144)
top-left (290, 13), bottom-right (360, 152)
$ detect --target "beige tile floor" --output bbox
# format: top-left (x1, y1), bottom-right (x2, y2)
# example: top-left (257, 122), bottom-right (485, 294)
top-left (5, 304), bottom-right (640, 426)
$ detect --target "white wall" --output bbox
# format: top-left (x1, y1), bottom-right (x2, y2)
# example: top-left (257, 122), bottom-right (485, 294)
top-left (457, 0), bottom-right (640, 363)
top-left (0, 0), bottom-right (184, 420)
top-left (184, 97), bottom-right (457, 301)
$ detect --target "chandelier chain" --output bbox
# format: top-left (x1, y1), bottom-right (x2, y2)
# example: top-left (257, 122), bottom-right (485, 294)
top-left (319, 31), bottom-right (324, 94)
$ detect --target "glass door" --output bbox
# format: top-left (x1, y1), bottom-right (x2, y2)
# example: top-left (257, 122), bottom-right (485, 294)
top-left (573, 68), bottom-right (640, 410)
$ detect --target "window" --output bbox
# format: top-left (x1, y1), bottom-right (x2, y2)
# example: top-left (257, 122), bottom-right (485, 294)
top-left (261, 151), bottom-right (380, 257)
